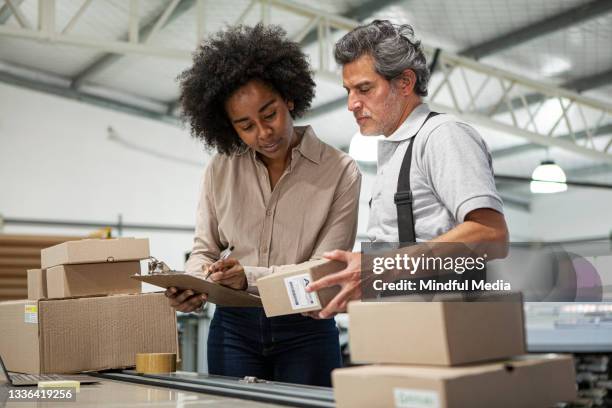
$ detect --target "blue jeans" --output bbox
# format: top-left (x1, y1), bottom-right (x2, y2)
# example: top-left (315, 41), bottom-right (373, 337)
top-left (207, 306), bottom-right (341, 386)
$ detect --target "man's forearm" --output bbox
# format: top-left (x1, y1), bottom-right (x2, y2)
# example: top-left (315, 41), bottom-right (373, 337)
top-left (431, 208), bottom-right (509, 259)
top-left (385, 209), bottom-right (508, 281)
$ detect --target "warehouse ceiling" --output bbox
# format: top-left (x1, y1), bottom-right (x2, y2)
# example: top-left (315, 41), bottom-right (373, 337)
top-left (1, 0), bottom-right (611, 194)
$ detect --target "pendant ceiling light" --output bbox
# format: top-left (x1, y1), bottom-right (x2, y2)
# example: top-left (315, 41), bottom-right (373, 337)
top-left (530, 159), bottom-right (568, 194)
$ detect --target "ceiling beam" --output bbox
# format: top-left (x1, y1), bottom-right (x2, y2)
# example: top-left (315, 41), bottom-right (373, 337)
top-left (142, 0), bottom-right (181, 44)
top-left (481, 66), bottom-right (612, 162)
top-left (70, 0), bottom-right (196, 90)
top-left (491, 123), bottom-right (612, 160)
top-left (495, 174), bottom-right (612, 190)
top-left (343, 0), bottom-right (400, 22)
top-left (307, 0), bottom-right (612, 122)
top-left (0, 0), bottom-right (24, 24)
top-left (564, 67), bottom-right (612, 93)
top-left (4, 0), bottom-right (30, 28)
top-left (0, 68), bottom-right (180, 126)
top-left (299, 0), bottom-right (400, 47)
top-left (308, 65), bottom-right (612, 118)
top-left (487, 67), bottom-right (612, 119)
top-left (460, 0), bottom-right (612, 59)
top-left (566, 162), bottom-right (612, 178)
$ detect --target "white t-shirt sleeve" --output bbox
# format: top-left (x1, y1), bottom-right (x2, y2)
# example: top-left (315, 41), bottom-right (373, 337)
top-left (421, 121), bottom-right (504, 223)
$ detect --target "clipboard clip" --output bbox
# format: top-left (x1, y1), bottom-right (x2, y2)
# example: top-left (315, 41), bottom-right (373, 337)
top-left (147, 256), bottom-right (174, 274)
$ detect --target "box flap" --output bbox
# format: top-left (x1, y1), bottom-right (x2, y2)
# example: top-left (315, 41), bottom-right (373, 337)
top-left (27, 269), bottom-right (47, 300)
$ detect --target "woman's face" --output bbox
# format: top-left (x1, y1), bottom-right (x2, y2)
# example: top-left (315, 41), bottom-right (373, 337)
top-left (225, 79), bottom-right (295, 162)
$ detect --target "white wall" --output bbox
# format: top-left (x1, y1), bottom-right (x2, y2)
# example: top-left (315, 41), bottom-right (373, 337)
top-left (0, 83), bottom-right (209, 271)
top-left (529, 189), bottom-right (612, 241)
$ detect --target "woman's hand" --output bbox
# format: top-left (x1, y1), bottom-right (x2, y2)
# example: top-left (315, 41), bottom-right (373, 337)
top-left (208, 258), bottom-right (248, 290)
top-left (165, 287), bottom-right (207, 313)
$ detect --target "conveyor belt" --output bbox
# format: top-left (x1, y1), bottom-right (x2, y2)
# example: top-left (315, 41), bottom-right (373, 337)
top-left (91, 370), bottom-right (335, 408)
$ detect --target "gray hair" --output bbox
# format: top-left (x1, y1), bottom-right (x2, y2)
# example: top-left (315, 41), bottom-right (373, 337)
top-left (334, 20), bottom-right (430, 96)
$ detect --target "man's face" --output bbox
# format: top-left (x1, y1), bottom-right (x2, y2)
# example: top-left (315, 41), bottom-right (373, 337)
top-left (342, 54), bottom-right (405, 137)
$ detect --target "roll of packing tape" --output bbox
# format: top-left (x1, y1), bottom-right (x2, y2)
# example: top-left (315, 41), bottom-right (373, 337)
top-left (135, 353), bottom-right (177, 374)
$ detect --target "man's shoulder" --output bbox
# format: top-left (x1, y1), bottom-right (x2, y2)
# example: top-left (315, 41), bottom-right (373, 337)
top-left (421, 113), bottom-right (474, 135)
top-left (417, 114), bottom-right (485, 150)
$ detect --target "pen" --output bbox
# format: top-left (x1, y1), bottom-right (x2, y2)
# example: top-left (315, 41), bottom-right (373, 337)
top-left (204, 245), bottom-right (234, 281)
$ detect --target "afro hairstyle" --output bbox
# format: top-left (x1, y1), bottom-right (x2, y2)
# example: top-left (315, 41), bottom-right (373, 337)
top-left (178, 23), bottom-right (316, 155)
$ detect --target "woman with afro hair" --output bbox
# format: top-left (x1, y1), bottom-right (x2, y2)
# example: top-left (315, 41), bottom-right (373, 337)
top-left (165, 24), bottom-right (361, 386)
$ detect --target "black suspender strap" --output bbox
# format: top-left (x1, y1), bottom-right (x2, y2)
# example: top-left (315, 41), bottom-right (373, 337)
top-left (394, 111), bottom-right (440, 246)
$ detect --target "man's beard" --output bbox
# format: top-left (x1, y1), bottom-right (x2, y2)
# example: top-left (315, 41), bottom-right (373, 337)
top-left (380, 85), bottom-right (406, 136)
top-left (360, 86), bottom-right (404, 136)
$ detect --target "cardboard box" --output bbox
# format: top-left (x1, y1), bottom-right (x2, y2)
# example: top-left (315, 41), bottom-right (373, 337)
top-left (46, 261), bottom-right (142, 298)
top-left (348, 294), bottom-right (525, 366)
top-left (333, 354), bottom-right (576, 408)
top-left (27, 269), bottom-right (47, 300)
top-left (41, 238), bottom-right (150, 269)
top-left (257, 259), bottom-right (345, 317)
top-left (0, 292), bottom-right (177, 374)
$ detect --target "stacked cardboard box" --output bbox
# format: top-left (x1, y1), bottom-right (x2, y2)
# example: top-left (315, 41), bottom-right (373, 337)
top-left (40, 237), bottom-right (149, 298)
top-left (0, 238), bottom-right (179, 374)
top-left (333, 294), bottom-right (577, 407)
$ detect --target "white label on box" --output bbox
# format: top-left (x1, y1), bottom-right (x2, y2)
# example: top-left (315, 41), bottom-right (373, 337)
top-left (284, 274), bottom-right (320, 310)
top-left (24, 305), bottom-right (38, 324)
top-left (394, 388), bottom-right (439, 408)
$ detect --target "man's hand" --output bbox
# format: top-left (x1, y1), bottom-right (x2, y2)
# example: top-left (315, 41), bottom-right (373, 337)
top-left (306, 250), bottom-right (362, 319)
top-left (165, 287), bottom-right (207, 313)
top-left (208, 258), bottom-right (248, 290)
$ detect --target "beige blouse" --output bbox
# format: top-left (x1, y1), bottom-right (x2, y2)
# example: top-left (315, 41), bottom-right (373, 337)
top-left (185, 126), bottom-right (361, 291)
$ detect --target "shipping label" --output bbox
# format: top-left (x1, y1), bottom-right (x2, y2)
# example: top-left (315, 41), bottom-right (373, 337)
top-left (24, 305), bottom-right (38, 324)
top-left (394, 388), bottom-right (440, 408)
top-left (284, 273), bottom-right (320, 310)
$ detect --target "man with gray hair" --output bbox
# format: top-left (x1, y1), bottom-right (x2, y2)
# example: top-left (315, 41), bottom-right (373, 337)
top-left (306, 20), bottom-right (508, 317)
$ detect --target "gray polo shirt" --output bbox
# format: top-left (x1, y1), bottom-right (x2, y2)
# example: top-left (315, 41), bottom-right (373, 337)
top-left (367, 103), bottom-right (503, 243)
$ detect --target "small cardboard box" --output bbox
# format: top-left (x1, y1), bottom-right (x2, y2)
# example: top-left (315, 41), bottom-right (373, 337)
top-left (0, 292), bottom-right (177, 374)
top-left (41, 238), bottom-right (150, 269)
top-left (46, 261), bottom-right (142, 298)
top-left (27, 269), bottom-right (47, 300)
top-left (257, 259), bottom-right (345, 317)
top-left (333, 354), bottom-right (576, 408)
top-left (348, 293), bottom-right (525, 366)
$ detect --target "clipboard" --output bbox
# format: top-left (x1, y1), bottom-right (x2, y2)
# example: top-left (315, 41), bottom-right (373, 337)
top-left (132, 272), bottom-right (262, 307)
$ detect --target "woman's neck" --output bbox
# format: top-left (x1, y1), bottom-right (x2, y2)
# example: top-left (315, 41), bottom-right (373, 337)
top-left (261, 129), bottom-right (302, 171)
